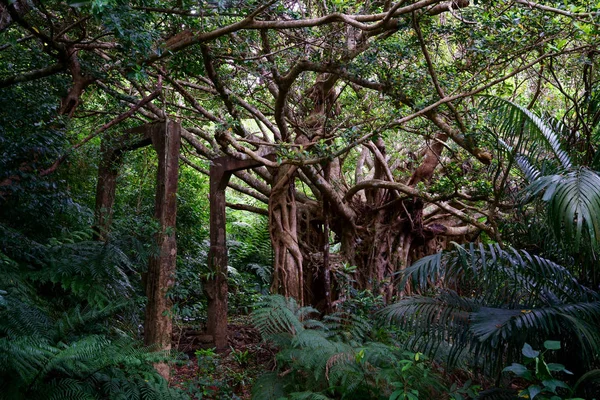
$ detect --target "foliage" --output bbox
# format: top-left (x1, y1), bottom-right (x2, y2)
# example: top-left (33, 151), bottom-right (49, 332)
top-left (251, 295), bottom-right (446, 400)
top-left (181, 346), bottom-right (256, 399)
top-left (227, 216), bottom-right (273, 314)
top-left (3, 1), bottom-right (600, 398)
top-left (0, 230), bottom-right (185, 400)
top-left (383, 243), bottom-right (600, 376)
top-left (494, 340), bottom-right (600, 399)
top-left (485, 96), bottom-right (600, 261)
top-left (502, 341), bottom-right (577, 400)
top-left (230, 346), bottom-right (252, 368)
top-left (195, 347), bottom-right (218, 375)
top-left (228, 217), bottom-right (273, 290)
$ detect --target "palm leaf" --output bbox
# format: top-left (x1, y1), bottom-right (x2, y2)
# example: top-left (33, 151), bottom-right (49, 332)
top-left (384, 243), bottom-right (600, 373)
top-left (528, 167), bottom-right (600, 250)
top-left (482, 96), bottom-right (572, 170)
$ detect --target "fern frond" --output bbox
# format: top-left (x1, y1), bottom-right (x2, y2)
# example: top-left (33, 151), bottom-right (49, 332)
top-left (252, 295), bottom-right (318, 339)
top-left (252, 372), bottom-right (286, 400)
top-left (288, 392), bottom-right (332, 400)
top-left (41, 241), bottom-right (134, 306)
top-left (46, 378), bottom-right (95, 400)
top-left (324, 312), bottom-right (374, 346)
top-left (0, 296), bottom-right (52, 338)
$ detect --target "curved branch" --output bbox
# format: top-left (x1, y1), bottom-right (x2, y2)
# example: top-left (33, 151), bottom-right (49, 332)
top-left (148, 0), bottom-right (470, 63)
top-left (345, 179), bottom-right (494, 235)
top-left (514, 0), bottom-right (600, 17)
top-left (226, 202), bottom-right (268, 216)
top-left (180, 155), bottom-right (269, 203)
top-left (301, 165), bottom-right (356, 223)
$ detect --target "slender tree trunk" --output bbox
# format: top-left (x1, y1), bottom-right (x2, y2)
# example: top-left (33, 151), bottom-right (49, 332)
top-left (206, 162), bottom-right (229, 350)
top-left (144, 121), bottom-right (181, 380)
top-left (93, 141), bottom-right (123, 241)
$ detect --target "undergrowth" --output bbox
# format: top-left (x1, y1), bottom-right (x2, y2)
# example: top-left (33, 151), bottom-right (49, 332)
top-left (0, 224), bottom-right (185, 400)
top-left (251, 294), bottom-right (446, 400)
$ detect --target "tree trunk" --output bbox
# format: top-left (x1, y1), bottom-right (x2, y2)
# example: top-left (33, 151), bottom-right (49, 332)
top-left (206, 162), bottom-right (229, 351)
top-left (144, 121), bottom-right (181, 380)
top-left (93, 141), bottom-right (123, 241)
top-left (269, 165), bottom-right (304, 304)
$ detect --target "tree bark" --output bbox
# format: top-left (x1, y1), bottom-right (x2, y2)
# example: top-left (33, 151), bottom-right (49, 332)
top-left (269, 165), bottom-right (304, 304)
top-left (206, 162), bottom-right (230, 350)
top-left (144, 121), bottom-right (181, 380)
top-left (93, 141), bottom-right (123, 241)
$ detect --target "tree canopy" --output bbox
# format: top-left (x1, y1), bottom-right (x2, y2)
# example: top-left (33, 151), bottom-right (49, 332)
top-left (2, 0), bottom-right (600, 397)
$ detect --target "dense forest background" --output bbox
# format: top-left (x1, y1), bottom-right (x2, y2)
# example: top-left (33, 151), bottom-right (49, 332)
top-left (2, 0), bottom-right (600, 399)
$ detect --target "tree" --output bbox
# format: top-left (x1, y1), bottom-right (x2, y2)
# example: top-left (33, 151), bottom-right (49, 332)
top-left (2, 0), bottom-right (600, 361)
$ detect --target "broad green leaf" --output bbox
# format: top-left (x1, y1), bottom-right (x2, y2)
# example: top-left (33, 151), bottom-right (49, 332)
top-left (541, 379), bottom-right (569, 393)
top-left (528, 385), bottom-right (542, 399)
top-left (522, 343), bottom-right (539, 359)
top-left (546, 363), bottom-right (566, 372)
top-left (503, 363), bottom-right (528, 376)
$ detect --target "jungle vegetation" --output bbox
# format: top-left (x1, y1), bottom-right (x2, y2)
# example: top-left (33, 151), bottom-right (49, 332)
top-left (2, 0), bottom-right (600, 399)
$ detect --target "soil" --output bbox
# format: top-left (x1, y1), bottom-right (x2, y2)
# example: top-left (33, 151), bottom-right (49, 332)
top-left (171, 316), bottom-right (276, 399)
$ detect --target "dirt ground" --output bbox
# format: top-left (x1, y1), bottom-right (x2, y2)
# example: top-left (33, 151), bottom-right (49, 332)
top-left (171, 317), bottom-right (275, 399)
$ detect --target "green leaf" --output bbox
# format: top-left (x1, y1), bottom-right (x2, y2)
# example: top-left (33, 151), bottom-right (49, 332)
top-left (503, 363), bottom-right (529, 377)
top-left (390, 390), bottom-right (403, 400)
top-left (522, 343), bottom-right (540, 359)
top-left (529, 167), bottom-right (600, 250)
top-left (528, 385), bottom-right (542, 399)
top-left (546, 363), bottom-right (566, 372)
top-left (541, 379), bottom-right (569, 393)
top-left (535, 357), bottom-right (552, 380)
top-left (543, 341), bottom-right (561, 350)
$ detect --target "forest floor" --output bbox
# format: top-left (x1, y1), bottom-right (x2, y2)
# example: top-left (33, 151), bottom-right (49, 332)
top-left (168, 316), bottom-right (500, 399)
top-left (171, 316), bottom-right (274, 399)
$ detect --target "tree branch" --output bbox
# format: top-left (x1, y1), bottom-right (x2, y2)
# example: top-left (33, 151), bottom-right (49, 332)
top-left (0, 63), bottom-right (65, 88)
top-left (40, 85), bottom-right (161, 176)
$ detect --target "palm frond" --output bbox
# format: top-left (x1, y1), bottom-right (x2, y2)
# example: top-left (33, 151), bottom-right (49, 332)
top-left (528, 167), bottom-right (600, 249)
top-left (384, 243), bottom-right (600, 373)
top-left (401, 243), bottom-right (595, 305)
top-left (482, 96), bottom-right (572, 170)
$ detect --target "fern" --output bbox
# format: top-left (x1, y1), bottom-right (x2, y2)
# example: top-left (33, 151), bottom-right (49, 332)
top-left (252, 372), bottom-right (286, 400)
top-left (40, 241), bottom-right (135, 307)
top-left (288, 392), bottom-right (333, 400)
top-left (253, 294), bottom-right (320, 341)
top-left (228, 217), bottom-right (273, 286)
top-left (0, 228), bottom-right (185, 400)
top-left (251, 295), bottom-right (445, 400)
